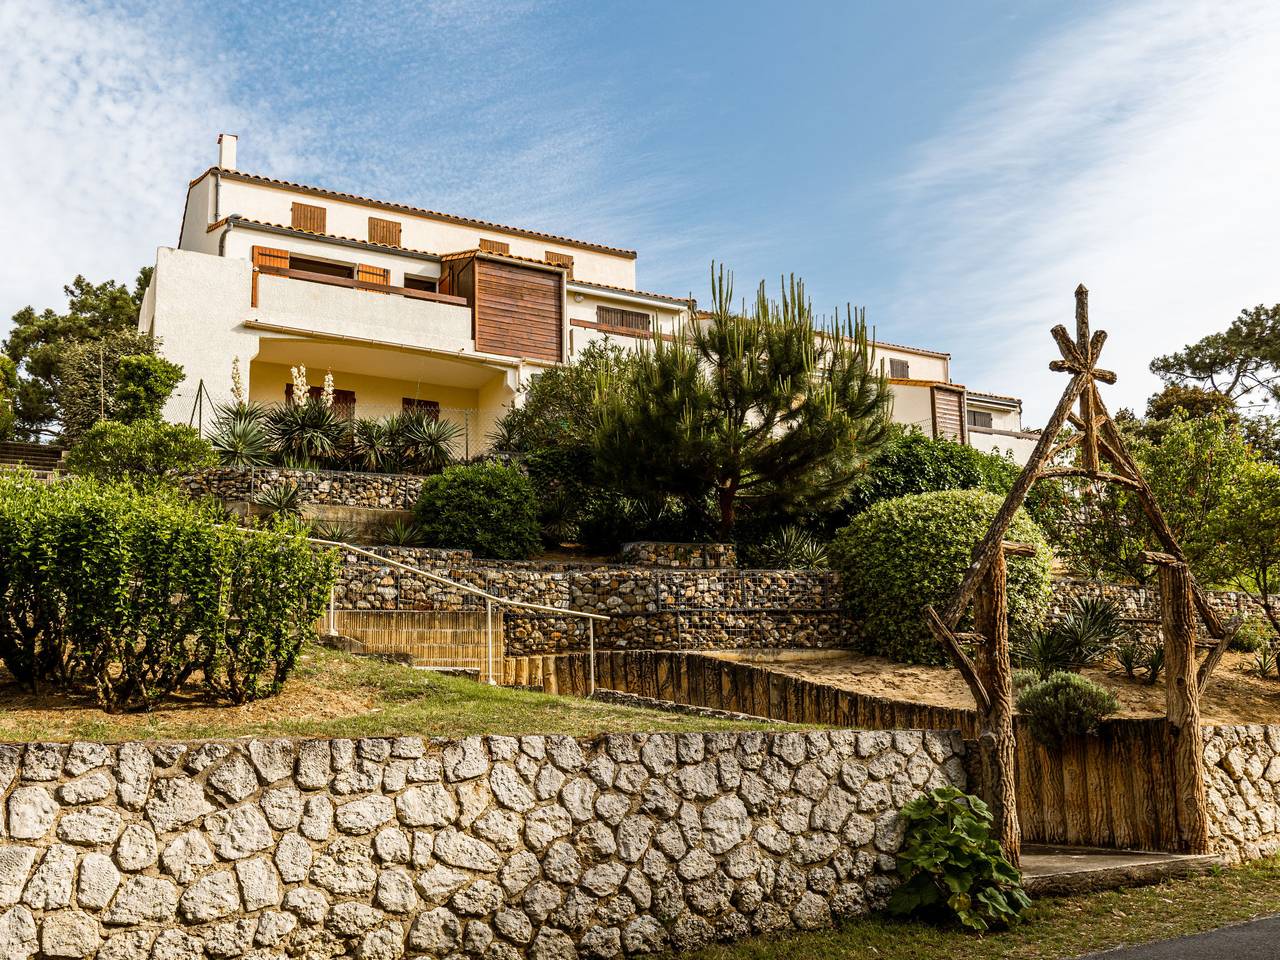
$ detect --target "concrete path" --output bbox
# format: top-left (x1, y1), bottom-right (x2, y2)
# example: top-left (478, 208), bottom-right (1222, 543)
top-left (1077, 915), bottom-right (1280, 958)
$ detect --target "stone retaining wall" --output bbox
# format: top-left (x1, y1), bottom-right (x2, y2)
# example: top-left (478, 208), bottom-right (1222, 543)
top-left (617, 543), bottom-right (736, 570)
top-left (0, 730), bottom-right (965, 959)
top-left (181, 467), bottom-right (425, 511)
top-left (333, 548), bottom-right (846, 655)
top-left (1203, 724), bottom-right (1280, 863)
top-left (1051, 579), bottom-right (1267, 638)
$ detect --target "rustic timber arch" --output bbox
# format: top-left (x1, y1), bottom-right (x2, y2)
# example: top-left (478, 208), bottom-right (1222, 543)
top-left (924, 285), bottom-right (1241, 865)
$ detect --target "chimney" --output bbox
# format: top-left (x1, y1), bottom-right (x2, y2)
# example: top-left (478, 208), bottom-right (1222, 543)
top-left (218, 133), bottom-right (238, 170)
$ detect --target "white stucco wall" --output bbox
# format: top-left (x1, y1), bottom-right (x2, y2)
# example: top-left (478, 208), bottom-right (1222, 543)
top-left (215, 176), bottom-right (638, 290)
top-left (887, 382), bottom-right (938, 436)
top-left (969, 428), bottom-right (1037, 464)
top-left (875, 344), bottom-right (949, 383)
top-left (177, 175), bottom-right (219, 254)
top-left (220, 227), bottom-right (441, 289)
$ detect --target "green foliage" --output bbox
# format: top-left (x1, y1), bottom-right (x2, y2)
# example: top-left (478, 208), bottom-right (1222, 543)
top-left (209, 402), bottom-right (273, 467)
top-left (0, 356), bottom-right (17, 442)
top-left (595, 265), bottom-right (892, 537)
top-left (414, 462), bottom-right (541, 559)
top-left (113, 353), bottom-right (184, 423)
top-left (254, 480), bottom-right (303, 518)
top-left (1016, 597), bottom-right (1126, 681)
top-left (1145, 383), bottom-right (1238, 425)
top-left (309, 518), bottom-right (361, 545)
top-left (1215, 459), bottom-right (1280, 640)
top-left (1230, 618), bottom-right (1271, 654)
top-left (1252, 646), bottom-right (1277, 679)
top-left (1016, 671), bottom-right (1119, 745)
top-left (1114, 638), bottom-right (1164, 685)
top-left (266, 397), bottom-right (348, 465)
top-left (3, 269), bottom-right (151, 439)
top-left (841, 428), bottom-right (1020, 518)
top-left (829, 489), bottom-right (1052, 664)
top-left (0, 473), bottom-right (335, 710)
top-left (57, 329), bottom-right (159, 440)
top-left (888, 786), bottom-right (1030, 931)
top-left (1150, 303), bottom-right (1280, 404)
top-left (745, 525), bottom-right (830, 569)
top-left (64, 420), bottom-right (216, 488)
top-left (376, 517), bottom-right (424, 546)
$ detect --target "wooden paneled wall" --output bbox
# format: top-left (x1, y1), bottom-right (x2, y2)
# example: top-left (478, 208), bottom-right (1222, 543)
top-left (474, 258), bottom-right (563, 362)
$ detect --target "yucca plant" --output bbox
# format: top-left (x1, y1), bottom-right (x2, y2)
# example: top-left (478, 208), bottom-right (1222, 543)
top-left (309, 518), bottom-right (361, 544)
top-left (266, 397), bottom-right (348, 465)
top-left (254, 479), bottom-right (302, 518)
top-left (1057, 595), bottom-right (1127, 652)
top-left (350, 417), bottom-right (400, 473)
top-left (758, 525), bottom-right (829, 569)
top-left (400, 412), bottom-right (463, 474)
top-left (209, 402), bottom-right (273, 467)
top-left (1254, 646), bottom-right (1278, 678)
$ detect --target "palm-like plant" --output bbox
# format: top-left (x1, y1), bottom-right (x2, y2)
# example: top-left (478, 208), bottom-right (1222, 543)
top-left (254, 479), bottom-right (302, 518)
top-left (208, 402), bottom-right (272, 467)
top-left (376, 517), bottom-right (424, 546)
top-left (266, 397), bottom-right (348, 465)
top-left (351, 417), bottom-right (400, 473)
top-left (758, 525), bottom-right (829, 569)
top-left (400, 412), bottom-right (463, 473)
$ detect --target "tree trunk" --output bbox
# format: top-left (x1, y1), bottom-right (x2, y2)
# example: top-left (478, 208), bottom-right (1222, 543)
top-left (973, 549), bottom-right (1021, 866)
top-left (717, 481), bottom-right (736, 540)
top-left (1160, 560), bottom-right (1210, 854)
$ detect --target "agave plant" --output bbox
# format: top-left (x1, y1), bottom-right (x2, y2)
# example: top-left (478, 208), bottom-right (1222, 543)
top-left (486, 408), bottom-right (529, 452)
top-left (254, 479), bottom-right (302, 518)
top-left (266, 397), bottom-right (348, 465)
top-left (350, 417), bottom-right (400, 473)
top-left (1057, 595), bottom-right (1127, 653)
top-left (758, 525), bottom-right (829, 569)
top-left (309, 518), bottom-right (361, 544)
top-left (400, 411), bottom-right (463, 473)
top-left (208, 402), bottom-right (272, 467)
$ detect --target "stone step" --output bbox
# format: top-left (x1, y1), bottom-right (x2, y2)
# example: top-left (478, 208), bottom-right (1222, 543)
top-left (1021, 844), bottom-right (1222, 896)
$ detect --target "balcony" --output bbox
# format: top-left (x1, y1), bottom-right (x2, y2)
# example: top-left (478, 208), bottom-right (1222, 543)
top-left (252, 267), bottom-right (474, 354)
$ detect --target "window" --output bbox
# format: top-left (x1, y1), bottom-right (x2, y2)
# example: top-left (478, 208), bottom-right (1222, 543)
top-left (289, 256), bottom-right (354, 279)
top-left (368, 216), bottom-right (402, 247)
top-left (291, 202), bottom-right (327, 234)
top-left (596, 305), bottom-right (651, 333)
top-left (545, 251), bottom-right (574, 277)
top-left (888, 358), bottom-right (911, 379)
top-left (402, 398), bottom-right (440, 419)
top-left (285, 384), bottom-right (356, 419)
top-left (968, 410), bottom-right (994, 429)
top-left (403, 275), bottom-right (438, 293)
top-left (479, 238), bottom-right (510, 255)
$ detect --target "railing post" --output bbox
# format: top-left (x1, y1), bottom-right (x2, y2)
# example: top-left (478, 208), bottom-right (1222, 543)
top-left (328, 586), bottom-right (336, 636)
top-left (588, 619), bottom-right (596, 697)
top-left (486, 599), bottom-right (495, 685)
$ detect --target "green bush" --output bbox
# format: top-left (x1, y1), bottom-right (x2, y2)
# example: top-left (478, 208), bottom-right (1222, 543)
top-left (113, 353), bottom-right (185, 423)
top-left (889, 786), bottom-right (1030, 931)
top-left (0, 356), bottom-right (17, 442)
top-left (65, 419), bottom-right (216, 487)
top-left (1017, 671), bottom-right (1119, 745)
top-left (829, 489), bottom-right (1052, 664)
top-left (1230, 618), bottom-right (1271, 653)
top-left (0, 473), bottom-right (335, 710)
top-left (414, 462), bottom-right (541, 559)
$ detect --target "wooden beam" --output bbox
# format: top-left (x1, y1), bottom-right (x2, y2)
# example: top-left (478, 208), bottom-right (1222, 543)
top-left (940, 372), bottom-right (1089, 629)
top-left (924, 605), bottom-right (991, 713)
top-left (1051, 324), bottom-right (1085, 367)
top-left (1002, 541), bottom-right (1037, 557)
top-left (1037, 466), bottom-right (1144, 490)
top-left (1197, 614), bottom-right (1244, 694)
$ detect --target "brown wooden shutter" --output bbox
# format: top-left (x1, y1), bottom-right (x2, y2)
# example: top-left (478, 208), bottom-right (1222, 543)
top-left (545, 251), bottom-right (574, 277)
top-left (250, 246), bottom-right (289, 306)
top-left (478, 238), bottom-right (510, 255)
top-left (596, 305), bottom-right (651, 333)
top-left (356, 264), bottom-right (390, 293)
top-left (888, 358), bottom-right (911, 379)
top-left (291, 202), bottom-right (327, 233)
top-left (931, 386), bottom-right (966, 442)
top-left (368, 216), bottom-right (402, 247)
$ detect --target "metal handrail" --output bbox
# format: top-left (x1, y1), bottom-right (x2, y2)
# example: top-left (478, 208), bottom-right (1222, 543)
top-left (240, 527), bottom-right (604, 691)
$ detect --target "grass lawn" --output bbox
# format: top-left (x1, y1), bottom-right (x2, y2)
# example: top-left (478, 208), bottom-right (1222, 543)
top-left (680, 857), bottom-right (1280, 960)
top-left (0, 643), bottom-right (777, 742)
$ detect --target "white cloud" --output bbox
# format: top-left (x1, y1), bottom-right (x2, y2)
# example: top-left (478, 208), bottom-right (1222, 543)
top-left (0, 1), bottom-right (306, 331)
top-left (885, 0), bottom-right (1280, 422)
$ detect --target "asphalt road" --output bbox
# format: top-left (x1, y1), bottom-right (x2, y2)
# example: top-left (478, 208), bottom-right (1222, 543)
top-left (1078, 916), bottom-right (1280, 959)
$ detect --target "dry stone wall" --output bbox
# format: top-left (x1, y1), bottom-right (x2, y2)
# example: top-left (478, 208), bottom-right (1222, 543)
top-left (333, 549), bottom-right (846, 655)
top-left (180, 468), bottom-right (425, 511)
top-left (0, 731), bottom-right (965, 959)
top-left (1051, 579), bottom-right (1266, 638)
top-left (1203, 724), bottom-right (1280, 863)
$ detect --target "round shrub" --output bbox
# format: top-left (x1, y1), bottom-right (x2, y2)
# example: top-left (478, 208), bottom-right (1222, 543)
top-left (1016, 671), bottom-right (1119, 745)
top-left (414, 461), bottom-right (541, 560)
top-left (65, 419), bottom-right (216, 487)
top-left (829, 488), bottom-right (1052, 664)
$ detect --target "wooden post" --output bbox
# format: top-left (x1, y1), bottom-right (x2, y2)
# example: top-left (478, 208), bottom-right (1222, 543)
top-left (1156, 558), bottom-right (1211, 854)
top-left (973, 547), bottom-right (1021, 866)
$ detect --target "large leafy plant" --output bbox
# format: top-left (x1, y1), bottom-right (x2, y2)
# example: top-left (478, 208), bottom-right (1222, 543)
top-left (889, 786), bottom-right (1030, 931)
top-left (65, 419), bottom-right (216, 488)
top-left (414, 461), bottom-right (541, 560)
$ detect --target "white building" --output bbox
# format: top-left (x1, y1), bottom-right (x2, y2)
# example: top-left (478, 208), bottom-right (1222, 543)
top-left (142, 135), bottom-right (1037, 461)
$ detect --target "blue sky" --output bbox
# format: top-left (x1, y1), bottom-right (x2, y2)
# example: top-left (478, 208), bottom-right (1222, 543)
top-left (3, 0), bottom-right (1279, 420)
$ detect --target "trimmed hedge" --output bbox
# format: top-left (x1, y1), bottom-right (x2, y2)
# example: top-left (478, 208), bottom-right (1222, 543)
top-left (414, 461), bottom-right (541, 560)
top-left (1017, 671), bottom-right (1119, 745)
top-left (0, 472), bottom-right (336, 710)
top-left (830, 488), bottom-right (1052, 664)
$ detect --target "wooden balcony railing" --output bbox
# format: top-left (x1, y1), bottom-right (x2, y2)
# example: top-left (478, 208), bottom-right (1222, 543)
top-left (254, 265), bottom-right (470, 307)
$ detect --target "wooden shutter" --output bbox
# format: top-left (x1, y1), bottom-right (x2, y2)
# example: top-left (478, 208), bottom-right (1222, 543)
top-left (478, 238), bottom-right (510, 255)
top-left (368, 217), bottom-right (402, 247)
top-left (250, 246), bottom-right (289, 306)
top-left (931, 386), bottom-right (965, 442)
top-left (545, 251), bottom-right (574, 277)
top-left (889, 358), bottom-right (911, 379)
top-left (968, 410), bottom-right (994, 429)
top-left (291, 202), bottom-right (327, 233)
top-left (356, 264), bottom-right (390, 293)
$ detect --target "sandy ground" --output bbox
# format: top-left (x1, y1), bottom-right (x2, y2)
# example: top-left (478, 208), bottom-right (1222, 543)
top-left (712, 649), bottom-right (1280, 726)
